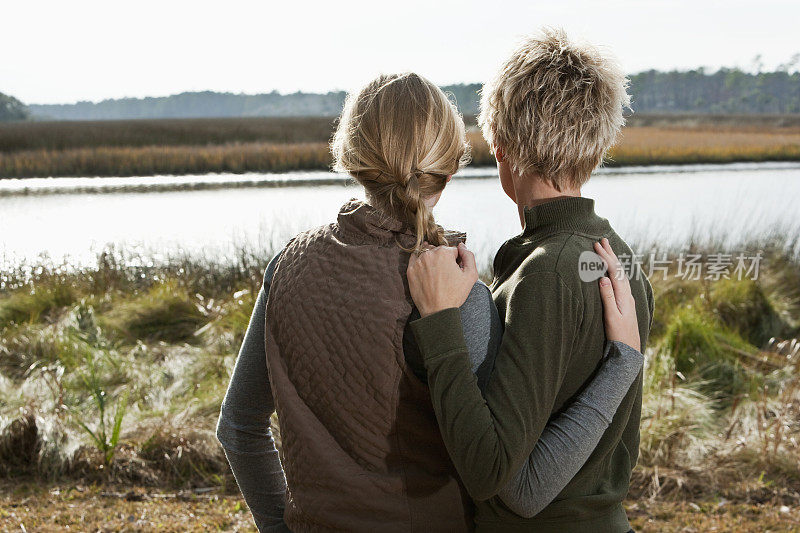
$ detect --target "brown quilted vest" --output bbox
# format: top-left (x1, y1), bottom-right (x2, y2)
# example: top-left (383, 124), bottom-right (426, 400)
top-left (265, 199), bottom-right (472, 532)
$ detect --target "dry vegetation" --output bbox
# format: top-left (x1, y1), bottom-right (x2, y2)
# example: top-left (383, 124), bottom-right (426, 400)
top-left (0, 117), bottom-right (338, 151)
top-left (627, 500), bottom-right (800, 532)
top-left (1, 230), bottom-right (799, 530)
top-left (608, 127), bottom-right (800, 166)
top-left (2, 485), bottom-right (798, 532)
top-left (0, 482), bottom-right (257, 532)
top-left (0, 141), bottom-right (331, 178)
top-left (1, 115), bottom-right (799, 178)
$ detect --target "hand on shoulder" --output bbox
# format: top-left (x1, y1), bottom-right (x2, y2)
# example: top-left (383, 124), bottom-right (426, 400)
top-left (407, 243), bottom-right (479, 317)
top-left (595, 238), bottom-right (641, 352)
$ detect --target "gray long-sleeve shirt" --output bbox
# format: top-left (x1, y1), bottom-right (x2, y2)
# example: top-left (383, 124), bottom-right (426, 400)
top-left (216, 254), bottom-right (642, 531)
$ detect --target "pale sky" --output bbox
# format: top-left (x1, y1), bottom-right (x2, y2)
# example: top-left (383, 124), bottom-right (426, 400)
top-left (4, 0), bottom-right (798, 104)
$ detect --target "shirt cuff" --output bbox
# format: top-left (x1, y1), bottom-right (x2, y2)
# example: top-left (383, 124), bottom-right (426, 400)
top-left (410, 307), bottom-right (469, 363)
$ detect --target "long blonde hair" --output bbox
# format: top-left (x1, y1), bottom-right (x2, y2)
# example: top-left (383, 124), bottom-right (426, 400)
top-left (331, 73), bottom-right (470, 251)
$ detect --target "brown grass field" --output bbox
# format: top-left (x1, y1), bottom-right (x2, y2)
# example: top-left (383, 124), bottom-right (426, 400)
top-left (607, 127), bottom-right (800, 166)
top-left (0, 116), bottom-right (339, 151)
top-left (1, 114), bottom-right (799, 178)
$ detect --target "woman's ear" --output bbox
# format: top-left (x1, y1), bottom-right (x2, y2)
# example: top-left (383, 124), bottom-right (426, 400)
top-left (495, 146), bottom-right (506, 163)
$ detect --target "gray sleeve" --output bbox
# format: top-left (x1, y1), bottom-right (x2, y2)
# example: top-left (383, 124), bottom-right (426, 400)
top-left (419, 282), bottom-right (643, 518)
top-left (496, 341), bottom-right (644, 517)
top-left (216, 254), bottom-right (289, 533)
top-left (459, 281), bottom-right (502, 392)
top-left (402, 281), bottom-right (501, 388)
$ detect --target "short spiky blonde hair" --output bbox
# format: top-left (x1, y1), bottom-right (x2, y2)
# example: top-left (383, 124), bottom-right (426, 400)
top-left (479, 28), bottom-right (630, 191)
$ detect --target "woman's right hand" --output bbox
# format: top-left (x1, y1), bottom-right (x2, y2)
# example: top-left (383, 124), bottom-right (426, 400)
top-left (595, 238), bottom-right (641, 352)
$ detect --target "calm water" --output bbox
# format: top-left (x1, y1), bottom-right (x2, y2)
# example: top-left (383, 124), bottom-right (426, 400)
top-left (1, 162), bottom-right (799, 267)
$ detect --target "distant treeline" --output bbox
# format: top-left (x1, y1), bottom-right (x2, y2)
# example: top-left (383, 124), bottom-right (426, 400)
top-left (0, 92), bottom-right (29, 122)
top-left (16, 68), bottom-right (800, 121)
top-left (29, 91), bottom-right (347, 122)
top-left (25, 86), bottom-right (481, 121)
top-left (632, 69), bottom-right (800, 114)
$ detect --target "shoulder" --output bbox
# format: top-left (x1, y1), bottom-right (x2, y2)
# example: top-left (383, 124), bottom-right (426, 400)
top-left (511, 233), bottom-right (583, 293)
top-left (460, 281), bottom-right (499, 326)
top-left (514, 233), bottom-right (573, 277)
top-left (263, 250), bottom-right (283, 287)
top-left (503, 271), bottom-right (580, 314)
top-left (263, 225), bottom-right (326, 286)
top-left (273, 223), bottom-right (338, 266)
top-left (286, 223), bottom-right (337, 248)
top-left (462, 280), bottom-right (494, 311)
top-left (644, 275), bottom-right (655, 306)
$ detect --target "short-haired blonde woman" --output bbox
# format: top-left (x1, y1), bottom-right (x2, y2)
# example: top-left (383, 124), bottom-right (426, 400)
top-left (217, 72), bottom-right (643, 532)
top-left (407, 30), bottom-right (654, 533)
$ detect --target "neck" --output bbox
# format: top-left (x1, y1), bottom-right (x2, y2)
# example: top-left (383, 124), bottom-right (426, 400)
top-left (513, 174), bottom-right (581, 228)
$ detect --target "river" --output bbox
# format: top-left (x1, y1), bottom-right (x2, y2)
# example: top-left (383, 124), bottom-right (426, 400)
top-left (1, 162), bottom-right (799, 267)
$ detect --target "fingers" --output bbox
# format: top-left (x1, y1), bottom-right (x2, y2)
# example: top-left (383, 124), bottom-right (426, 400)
top-left (409, 246), bottom-right (461, 281)
top-left (408, 248), bottom-right (421, 268)
top-left (601, 237), bottom-right (634, 299)
top-left (595, 240), bottom-right (641, 351)
top-left (435, 245), bottom-right (459, 260)
top-left (457, 243), bottom-right (478, 280)
top-left (600, 238), bottom-right (624, 281)
top-left (413, 245), bottom-right (456, 262)
top-left (411, 243), bottom-right (475, 277)
top-left (594, 238), bottom-right (633, 304)
top-left (598, 276), bottom-right (621, 316)
top-left (406, 244), bottom-right (479, 316)
top-left (593, 239), bottom-right (619, 280)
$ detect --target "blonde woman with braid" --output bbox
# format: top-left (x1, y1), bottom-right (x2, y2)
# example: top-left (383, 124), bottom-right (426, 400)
top-left (216, 73), bottom-right (644, 532)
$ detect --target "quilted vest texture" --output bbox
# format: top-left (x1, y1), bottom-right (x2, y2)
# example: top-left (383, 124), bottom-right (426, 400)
top-left (265, 199), bottom-right (472, 532)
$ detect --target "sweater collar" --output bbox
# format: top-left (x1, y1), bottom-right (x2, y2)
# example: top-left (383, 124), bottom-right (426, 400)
top-left (522, 196), bottom-right (610, 237)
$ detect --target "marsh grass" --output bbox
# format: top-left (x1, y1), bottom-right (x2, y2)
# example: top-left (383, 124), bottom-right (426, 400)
top-left (0, 235), bottom-right (799, 507)
top-left (0, 117), bottom-right (339, 152)
top-left (0, 283), bottom-right (77, 325)
top-left (0, 244), bottom-right (273, 486)
top-left (2, 116), bottom-right (800, 178)
top-left (607, 127), bottom-right (800, 167)
top-left (100, 282), bottom-right (207, 344)
top-left (73, 369), bottom-right (128, 466)
top-left (628, 244), bottom-right (800, 505)
top-left (0, 141), bottom-right (332, 178)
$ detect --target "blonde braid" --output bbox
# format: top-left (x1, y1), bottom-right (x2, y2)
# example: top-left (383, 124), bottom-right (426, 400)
top-left (331, 73), bottom-right (470, 252)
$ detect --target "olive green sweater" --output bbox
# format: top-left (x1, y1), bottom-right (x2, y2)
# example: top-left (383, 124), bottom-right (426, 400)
top-left (411, 197), bottom-right (654, 532)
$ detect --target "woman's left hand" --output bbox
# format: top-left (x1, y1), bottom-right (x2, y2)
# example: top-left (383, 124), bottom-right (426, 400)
top-left (595, 238), bottom-right (640, 352)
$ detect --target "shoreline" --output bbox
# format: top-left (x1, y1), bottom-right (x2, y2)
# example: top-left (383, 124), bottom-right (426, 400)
top-left (1, 160), bottom-right (799, 197)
